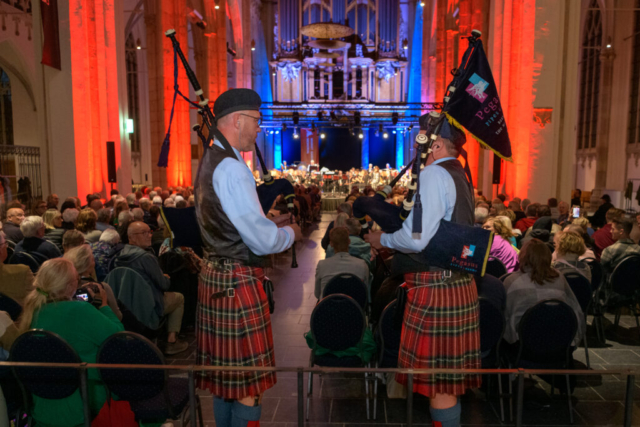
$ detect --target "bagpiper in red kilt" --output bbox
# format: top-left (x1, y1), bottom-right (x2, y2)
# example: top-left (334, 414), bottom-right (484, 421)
top-left (196, 258), bottom-right (277, 399)
top-left (396, 269), bottom-right (482, 398)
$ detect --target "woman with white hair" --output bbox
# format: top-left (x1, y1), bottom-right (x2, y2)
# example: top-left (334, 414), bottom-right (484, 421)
top-left (13, 216), bottom-right (62, 265)
top-left (64, 244), bottom-right (122, 320)
top-left (152, 196), bottom-right (163, 206)
top-left (90, 228), bottom-right (121, 281)
top-left (163, 198), bottom-right (175, 208)
top-left (18, 258), bottom-right (123, 426)
top-left (61, 208), bottom-right (79, 230)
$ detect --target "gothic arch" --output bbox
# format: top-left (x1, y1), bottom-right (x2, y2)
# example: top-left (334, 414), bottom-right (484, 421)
top-left (0, 40), bottom-right (35, 111)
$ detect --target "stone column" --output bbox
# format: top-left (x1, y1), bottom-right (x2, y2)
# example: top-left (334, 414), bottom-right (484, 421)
top-left (308, 66), bottom-right (315, 99)
top-left (351, 65), bottom-right (357, 98)
top-left (362, 65), bottom-right (369, 100)
top-left (328, 69), bottom-right (333, 100)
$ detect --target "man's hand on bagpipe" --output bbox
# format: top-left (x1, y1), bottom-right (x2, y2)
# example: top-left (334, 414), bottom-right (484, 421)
top-left (364, 230), bottom-right (384, 250)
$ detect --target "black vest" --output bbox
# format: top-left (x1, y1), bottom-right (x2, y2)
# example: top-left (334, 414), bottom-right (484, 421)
top-left (392, 159), bottom-right (475, 273)
top-left (194, 144), bottom-right (265, 266)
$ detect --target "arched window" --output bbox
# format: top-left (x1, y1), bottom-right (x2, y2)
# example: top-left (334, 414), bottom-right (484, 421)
top-left (628, 0), bottom-right (640, 145)
top-left (0, 68), bottom-right (13, 145)
top-left (125, 34), bottom-right (141, 153)
top-left (577, 0), bottom-right (602, 150)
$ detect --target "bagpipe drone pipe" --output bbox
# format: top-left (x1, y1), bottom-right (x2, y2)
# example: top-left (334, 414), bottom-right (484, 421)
top-left (162, 29), bottom-right (298, 268)
top-left (353, 29), bottom-right (513, 277)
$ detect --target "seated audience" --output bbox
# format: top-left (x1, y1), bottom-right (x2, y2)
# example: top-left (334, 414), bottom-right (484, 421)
top-left (17, 258), bottom-right (123, 427)
top-left (2, 208), bottom-right (24, 243)
top-left (514, 203), bottom-right (538, 234)
top-left (139, 198), bottom-right (152, 221)
top-left (64, 244), bottom-right (122, 321)
top-left (590, 194), bottom-right (614, 229)
top-left (111, 201), bottom-right (129, 227)
top-left (571, 189), bottom-right (582, 208)
top-left (326, 218), bottom-right (373, 269)
top-left (503, 239), bottom-right (584, 346)
top-left (0, 231), bottom-right (34, 305)
top-left (46, 193), bottom-right (59, 210)
top-left (61, 207), bottom-right (79, 230)
top-left (60, 198), bottom-right (78, 214)
top-left (483, 217), bottom-right (519, 273)
top-left (62, 229), bottom-right (86, 253)
top-left (152, 196), bottom-right (163, 206)
top-left (89, 198), bottom-right (103, 213)
top-left (557, 201), bottom-right (570, 226)
top-left (321, 204), bottom-right (354, 250)
top-left (42, 208), bottom-right (65, 253)
top-left (31, 200), bottom-right (47, 217)
top-left (96, 208), bottom-right (114, 232)
top-left (14, 216), bottom-right (62, 261)
top-left (146, 205), bottom-right (161, 230)
top-left (552, 231), bottom-right (592, 282)
top-left (113, 221), bottom-right (188, 355)
top-left (601, 218), bottom-right (640, 279)
top-left (117, 211), bottom-right (134, 245)
top-left (572, 216), bottom-right (595, 237)
top-left (132, 207), bottom-right (145, 222)
top-left (91, 228), bottom-right (122, 282)
top-left (548, 198), bottom-right (559, 220)
top-left (593, 208), bottom-right (623, 258)
top-left (474, 206), bottom-right (489, 227)
top-left (509, 199), bottom-right (526, 223)
top-left (315, 227), bottom-right (369, 299)
top-left (563, 224), bottom-right (596, 260)
top-left (126, 192), bottom-right (137, 209)
top-left (76, 209), bottom-right (102, 243)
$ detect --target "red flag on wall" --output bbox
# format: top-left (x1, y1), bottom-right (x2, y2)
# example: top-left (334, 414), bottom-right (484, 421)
top-left (41, 0), bottom-right (61, 70)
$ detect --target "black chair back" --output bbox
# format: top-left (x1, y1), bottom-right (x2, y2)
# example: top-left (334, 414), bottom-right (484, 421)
top-left (478, 298), bottom-right (505, 354)
top-left (610, 255), bottom-right (640, 298)
top-left (0, 293), bottom-right (22, 321)
top-left (10, 330), bottom-right (81, 399)
top-left (323, 273), bottom-right (368, 308)
top-left (486, 257), bottom-right (508, 279)
top-left (310, 294), bottom-right (365, 351)
top-left (563, 272), bottom-right (592, 313)
top-left (375, 300), bottom-right (402, 367)
top-left (583, 258), bottom-right (602, 291)
top-left (4, 240), bottom-right (14, 264)
top-left (517, 299), bottom-right (577, 364)
top-left (8, 251), bottom-right (44, 273)
top-left (96, 332), bottom-right (166, 401)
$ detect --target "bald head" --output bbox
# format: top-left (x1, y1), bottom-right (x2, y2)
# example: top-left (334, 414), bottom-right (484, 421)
top-left (89, 199), bottom-right (103, 212)
top-left (127, 221), bottom-right (152, 249)
top-left (6, 208), bottom-right (25, 225)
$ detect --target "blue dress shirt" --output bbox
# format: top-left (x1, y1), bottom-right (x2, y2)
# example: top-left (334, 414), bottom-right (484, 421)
top-left (380, 157), bottom-right (457, 253)
top-left (211, 140), bottom-right (294, 256)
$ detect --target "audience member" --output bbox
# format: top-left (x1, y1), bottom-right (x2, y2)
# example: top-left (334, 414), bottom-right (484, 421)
top-left (46, 193), bottom-right (59, 210)
top-left (31, 200), bottom-right (47, 217)
top-left (139, 198), bottom-right (152, 221)
top-left (483, 217), bottom-right (519, 273)
top-left (176, 200), bottom-right (187, 209)
top-left (514, 203), bottom-right (537, 234)
top-left (163, 198), bottom-right (176, 208)
top-left (321, 203), bottom-right (354, 250)
top-left (146, 205), bottom-right (161, 230)
top-left (117, 211), bottom-right (134, 244)
top-left (601, 218), bottom-right (640, 278)
top-left (590, 194), bottom-right (614, 229)
top-left (96, 208), bottom-right (114, 232)
top-left (42, 209), bottom-right (65, 253)
top-left (571, 189), bottom-right (582, 207)
top-left (14, 216), bottom-right (62, 262)
top-left (474, 207), bottom-right (489, 227)
top-left (62, 229), bottom-right (85, 253)
top-left (592, 208), bottom-right (623, 258)
top-left (126, 193), bottom-right (137, 209)
top-left (187, 195), bottom-right (196, 207)
top-left (112, 201), bottom-right (129, 227)
top-left (91, 228), bottom-right (122, 282)
top-left (0, 231), bottom-right (34, 305)
top-left (520, 216), bottom-right (555, 252)
top-left (563, 224), bottom-right (596, 260)
top-left (315, 227), bottom-right (369, 299)
top-left (89, 198), bottom-right (103, 212)
top-left (83, 193), bottom-right (100, 210)
top-left (474, 274), bottom-right (506, 312)
top-left (521, 198), bottom-right (532, 212)
top-left (371, 274), bottom-right (405, 324)
top-left (2, 208), bottom-right (24, 243)
top-left (113, 221), bottom-right (188, 355)
top-left (557, 201), bottom-right (570, 226)
top-left (572, 216), bottom-right (595, 237)
top-left (535, 205), bottom-right (562, 234)
top-left (104, 189), bottom-right (119, 208)
top-left (132, 207), bottom-right (145, 222)
top-left (548, 198), bottom-right (559, 220)
top-left (552, 231), bottom-right (592, 282)
top-left (508, 200), bottom-right (526, 222)
top-left (18, 258), bottom-right (123, 427)
top-left (503, 239), bottom-right (584, 346)
top-left (325, 218), bottom-right (373, 268)
top-left (61, 208), bottom-right (79, 230)
top-left (76, 209), bottom-right (102, 243)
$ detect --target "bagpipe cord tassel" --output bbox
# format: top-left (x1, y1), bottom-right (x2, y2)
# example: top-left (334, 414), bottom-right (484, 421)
top-left (412, 171), bottom-right (423, 238)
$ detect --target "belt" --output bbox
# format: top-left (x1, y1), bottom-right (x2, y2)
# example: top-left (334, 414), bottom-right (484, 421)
top-left (211, 288), bottom-right (236, 300)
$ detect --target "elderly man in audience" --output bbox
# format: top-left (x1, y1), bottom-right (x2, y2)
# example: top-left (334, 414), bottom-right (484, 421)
top-left (46, 193), bottom-right (59, 210)
top-left (14, 216), bottom-right (62, 261)
top-left (3, 207), bottom-right (25, 243)
top-left (126, 192), bottom-right (137, 209)
top-left (315, 227), bottom-right (369, 299)
top-left (601, 217), bottom-right (640, 279)
top-left (61, 207), bottom-right (79, 230)
top-left (96, 208), bottom-right (114, 232)
top-left (0, 230), bottom-right (34, 305)
top-left (113, 221), bottom-right (188, 355)
top-left (557, 201), bottom-right (570, 226)
top-left (474, 206), bottom-right (489, 227)
top-left (592, 208), bottom-right (623, 258)
top-left (132, 207), bottom-right (145, 222)
top-left (139, 198), bottom-right (152, 222)
top-left (62, 229), bottom-right (85, 253)
top-left (43, 208), bottom-right (65, 252)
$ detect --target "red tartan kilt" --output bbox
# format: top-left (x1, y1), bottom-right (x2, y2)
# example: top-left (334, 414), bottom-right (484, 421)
top-left (396, 271), bottom-right (481, 397)
top-left (196, 260), bottom-right (277, 399)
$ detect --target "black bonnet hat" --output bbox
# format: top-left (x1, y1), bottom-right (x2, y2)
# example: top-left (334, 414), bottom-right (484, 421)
top-left (214, 89), bottom-right (262, 121)
top-left (418, 114), bottom-right (466, 147)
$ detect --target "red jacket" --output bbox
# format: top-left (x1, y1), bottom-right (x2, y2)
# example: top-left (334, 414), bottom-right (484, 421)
top-left (515, 217), bottom-right (537, 234)
top-left (593, 223), bottom-right (615, 259)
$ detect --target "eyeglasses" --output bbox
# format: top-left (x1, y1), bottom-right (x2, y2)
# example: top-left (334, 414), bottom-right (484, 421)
top-left (238, 113), bottom-right (262, 126)
top-left (131, 230), bottom-right (153, 236)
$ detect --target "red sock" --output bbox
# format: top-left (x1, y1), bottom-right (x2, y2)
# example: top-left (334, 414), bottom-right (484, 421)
top-left (247, 421), bottom-right (260, 427)
top-left (432, 422), bottom-right (443, 427)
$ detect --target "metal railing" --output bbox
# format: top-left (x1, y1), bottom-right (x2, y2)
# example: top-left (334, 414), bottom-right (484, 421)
top-left (0, 144), bottom-right (42, 208)
top-left (1, 362), bottom-right (637, 427)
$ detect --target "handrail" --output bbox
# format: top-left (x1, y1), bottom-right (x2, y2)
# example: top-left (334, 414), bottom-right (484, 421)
top-left (4, 361), bottom-right (637, 427)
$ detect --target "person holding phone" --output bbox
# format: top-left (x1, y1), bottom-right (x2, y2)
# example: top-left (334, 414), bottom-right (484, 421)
top-left (18, 258), bottom-right (123, 426)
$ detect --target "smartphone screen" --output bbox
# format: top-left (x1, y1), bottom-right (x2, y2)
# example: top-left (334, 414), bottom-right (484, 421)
top-left (572, 207), bottom-right (580, 218)
top-left (76, 293), bottom-right (89, 302)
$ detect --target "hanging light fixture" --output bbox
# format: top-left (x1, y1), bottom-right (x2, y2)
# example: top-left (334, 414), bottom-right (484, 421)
top-left (251, 40), bottom-right (256, 51)
top-left (293, 128), bottom-right (299, 139)
top-left (320, 132), bottom-right (326, 139)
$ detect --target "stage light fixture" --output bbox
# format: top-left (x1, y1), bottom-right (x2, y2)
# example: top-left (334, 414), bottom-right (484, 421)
top-left (293, 111), bottom-right (300, 125)
top-left (251, 40), bottom-right (256, 51)
top-left (275, 130), bottom-right (280, 135)
top-left (392, 130), bottom-right (397, 134)
top-left (136, 39), bottom-right (142, 50)
top-left (215, 3), bottom-right (220, 9)
top-left (358, 131), bottom-right (364, 139)
top-left (269, 130), bottom-right (274, 135)
top-left (320, 132), bottom-right (326, 139)
top-left (293, 128), bottom-right (299, 139)
top-left (392, 112), bottom-right (399, 125)
top-left (420, 1), bottom-right (425, 6)
top-left (354, 111), bottom-right (361, 126)
top-left (282, 123), bottom-right (287, 131)
top-left (383, 132), bottom-right (388, 139)
top-left (378, 123), bottom-right (383, 134)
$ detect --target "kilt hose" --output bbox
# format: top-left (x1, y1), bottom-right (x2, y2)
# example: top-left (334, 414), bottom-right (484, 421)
top-left (196, 259), bottom-right (277, 399)
top-left (396, 271), bottom-right (482, 397)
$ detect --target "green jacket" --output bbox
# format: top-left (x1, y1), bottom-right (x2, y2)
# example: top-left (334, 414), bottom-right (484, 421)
top-left (30, 301), bottom-right (124, 427)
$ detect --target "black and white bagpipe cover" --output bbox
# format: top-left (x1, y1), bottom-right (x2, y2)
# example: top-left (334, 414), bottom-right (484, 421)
top-left (353, 30), bottom-right (512, 277)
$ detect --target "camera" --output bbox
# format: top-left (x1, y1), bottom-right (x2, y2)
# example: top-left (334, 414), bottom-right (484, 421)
top-left (74, 283), bottom-right (102, 308)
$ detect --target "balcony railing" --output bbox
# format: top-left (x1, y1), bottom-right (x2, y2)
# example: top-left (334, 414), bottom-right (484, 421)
top-left (0, 144), bottom-right (42, 207)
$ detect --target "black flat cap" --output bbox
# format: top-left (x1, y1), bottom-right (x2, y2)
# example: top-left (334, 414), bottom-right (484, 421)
top-left (213, 89), bottom-right (262, 121)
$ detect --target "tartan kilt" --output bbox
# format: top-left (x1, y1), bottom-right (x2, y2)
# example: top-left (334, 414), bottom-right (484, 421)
top-left (196, 259), bottom-right (276, 399)
top-left (396, 271), bottom-right (481, 397)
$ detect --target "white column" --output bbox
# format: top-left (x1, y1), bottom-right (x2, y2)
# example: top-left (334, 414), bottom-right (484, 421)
top-left (351, 65), bottom-right (357, 98)
top-left (328, 69), bottom-right (333, 100)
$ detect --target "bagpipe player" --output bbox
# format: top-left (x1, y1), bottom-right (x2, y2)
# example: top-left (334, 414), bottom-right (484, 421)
top-left (194, 88), bottom-right (303, 427)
